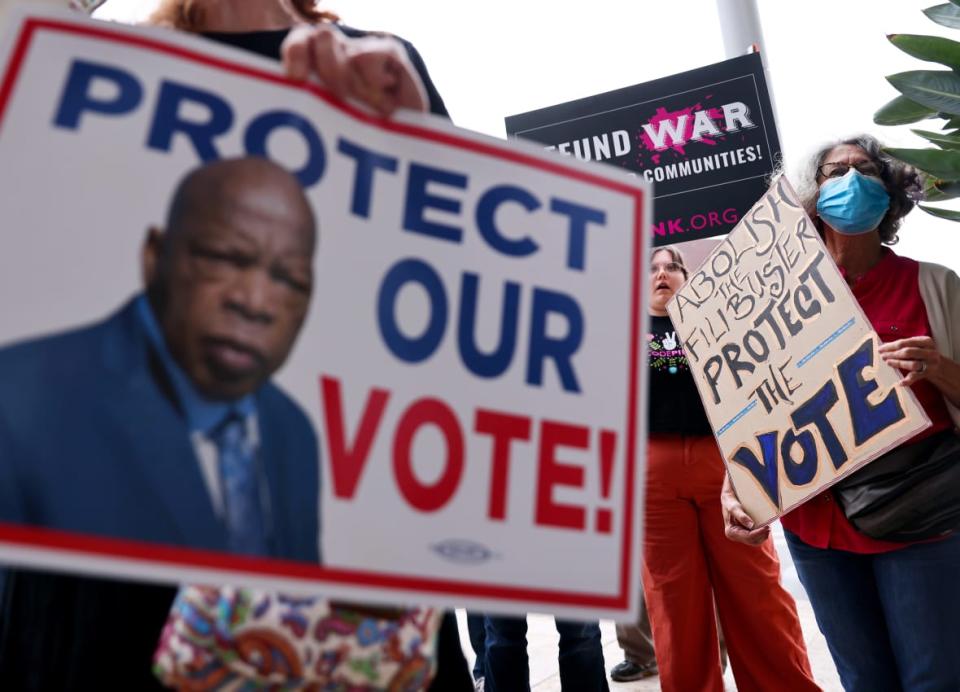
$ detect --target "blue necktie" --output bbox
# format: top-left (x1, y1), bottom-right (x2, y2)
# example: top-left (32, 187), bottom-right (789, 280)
top-left (211, 413), bottom-right (268, 556)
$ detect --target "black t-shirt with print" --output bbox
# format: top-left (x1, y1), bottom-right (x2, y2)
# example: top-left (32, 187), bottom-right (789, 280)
top-left (648, 314), bottom-right (712, 436)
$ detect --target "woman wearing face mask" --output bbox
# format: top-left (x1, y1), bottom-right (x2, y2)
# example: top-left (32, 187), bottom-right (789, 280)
top-left (640, 247), bottom-right (817, 692)
top-left (722, 134), bottom-right (960, 691)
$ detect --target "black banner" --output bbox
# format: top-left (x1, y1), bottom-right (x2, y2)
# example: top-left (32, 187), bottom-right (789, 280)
top-left (505, 53), bottom-right (781, 246)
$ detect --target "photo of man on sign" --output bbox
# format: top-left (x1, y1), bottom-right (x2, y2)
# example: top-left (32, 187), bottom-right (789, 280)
top-left (0, 155), bottom-right (320, 559)
top-left (0, 157), bottom-right (321, 683)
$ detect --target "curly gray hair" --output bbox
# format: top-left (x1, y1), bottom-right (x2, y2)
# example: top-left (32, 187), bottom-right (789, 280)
top-left (793, 134), bottom-right (921, 245)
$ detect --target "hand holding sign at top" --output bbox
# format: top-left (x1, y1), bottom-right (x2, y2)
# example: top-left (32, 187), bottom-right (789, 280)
top-left (666, 175), bottom-right (930, 526)
top-left (145, 0), bottom-right (429, 117)
top-left (282, 24), bottom-right (428, 117)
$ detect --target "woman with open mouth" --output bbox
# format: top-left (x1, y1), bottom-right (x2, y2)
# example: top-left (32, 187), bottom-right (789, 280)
top-left (639, 245), bottom-right (818, 692)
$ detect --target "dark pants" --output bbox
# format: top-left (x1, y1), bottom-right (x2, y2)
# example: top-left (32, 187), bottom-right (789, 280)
top-left (786, 530), bottom-right (960, 692)
top-left (427, 611), bottom-right (474, 692)
top-left (466, 613), bottom-right (487, 680)
top-left (484, 615), bottom-right (608, 692)
top-left (0, 569), bottom-right (175, 690)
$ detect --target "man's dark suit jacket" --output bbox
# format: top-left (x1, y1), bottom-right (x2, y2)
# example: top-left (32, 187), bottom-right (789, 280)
top-left (0, 298), bottom-right (320, 688)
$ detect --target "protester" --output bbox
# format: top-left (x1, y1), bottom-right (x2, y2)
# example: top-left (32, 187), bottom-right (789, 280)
top-left (142, 3), bottom-right (469, 690)
top-left (643, 245), bottom-right (818, 692)
top-left (722, 134), bottom-right (960, 691)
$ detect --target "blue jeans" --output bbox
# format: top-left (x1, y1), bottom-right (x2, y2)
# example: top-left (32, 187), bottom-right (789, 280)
top-left (484, 615), bottom-right (608, 692)
top-left (786, 530), bottom-right (960, 692)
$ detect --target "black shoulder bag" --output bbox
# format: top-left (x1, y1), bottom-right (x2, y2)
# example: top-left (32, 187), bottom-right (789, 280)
top-left (832, 429), bottom-right (960, 543)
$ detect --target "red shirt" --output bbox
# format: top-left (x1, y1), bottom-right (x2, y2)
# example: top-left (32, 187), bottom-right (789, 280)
top-left (780, 249), bottom-right (954, 554)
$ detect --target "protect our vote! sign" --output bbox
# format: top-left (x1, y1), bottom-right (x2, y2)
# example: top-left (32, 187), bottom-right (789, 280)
top-left (666, 176), bottom-right (930, 525)
top-left (0, 9), bottom-right (649, 619)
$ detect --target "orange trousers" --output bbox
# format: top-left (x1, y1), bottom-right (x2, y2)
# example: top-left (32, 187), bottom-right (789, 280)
top-left (642, 434), bottom-right (819, 692)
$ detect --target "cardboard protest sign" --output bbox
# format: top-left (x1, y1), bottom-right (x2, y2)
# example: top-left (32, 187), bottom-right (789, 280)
top-left (505, 53), bottom-right (780, 247)
top-left (666, 176), bottom-right (930, 525)
top-left (0, 9), bottom-right (650, 620)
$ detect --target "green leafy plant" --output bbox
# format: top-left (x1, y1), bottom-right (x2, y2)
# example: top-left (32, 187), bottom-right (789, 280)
top-left (874, 2), bottom-right (960, 220)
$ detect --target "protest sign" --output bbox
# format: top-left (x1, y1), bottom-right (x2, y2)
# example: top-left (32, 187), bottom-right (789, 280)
top-left (0, 9), bottom-right (650, 619)
top-left (505, 53), bottom-right (780, 247)
top-left (666, 175), bottom-right (930, 526)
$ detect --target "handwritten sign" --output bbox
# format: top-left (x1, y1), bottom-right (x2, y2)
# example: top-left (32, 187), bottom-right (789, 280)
top-left (667, 175), bottom-right (930, 525)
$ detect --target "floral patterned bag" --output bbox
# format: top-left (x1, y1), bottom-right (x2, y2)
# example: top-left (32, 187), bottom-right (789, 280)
top-left (153, 585), bottom-right (442, 691)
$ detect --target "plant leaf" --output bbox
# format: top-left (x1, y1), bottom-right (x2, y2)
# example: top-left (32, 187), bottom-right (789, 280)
top-left (919, 203), bottom-right (960, 220)
top-left (911, 127), bottom-right (960, 149)
top-left (884, 146), bottom-right (960, 178)
top-left (875, 94), bottom-right (936, 125)
top-left (924, 182), bottom-right (951, 202)
top-left (936, 180), bottom-right (960, 196)
top-left (923, 178), bottom-right (960, 200)
top-left (887, 70), bottom-right (960, 115)
top-left (925, 3), bottom-right (960, 29)
top-left (888, 34), bottom-right (960, 70)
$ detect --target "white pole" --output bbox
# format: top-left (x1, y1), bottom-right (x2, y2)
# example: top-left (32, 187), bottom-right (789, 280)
top-left (715, 0), bottom-right (767, 62)
top-left (714, 0), bottom-right (782, 153)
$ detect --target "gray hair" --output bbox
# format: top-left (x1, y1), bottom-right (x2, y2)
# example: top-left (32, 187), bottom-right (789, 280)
top-left (793, 134), bottom-right (921, 245)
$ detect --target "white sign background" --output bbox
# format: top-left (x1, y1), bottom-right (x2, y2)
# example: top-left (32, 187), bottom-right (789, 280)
top-left (0, 10), bottom-right (650, 619)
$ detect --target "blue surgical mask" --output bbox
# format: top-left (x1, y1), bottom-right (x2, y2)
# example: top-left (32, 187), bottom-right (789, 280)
top-left (816, 169), bottom-right (890, 235)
